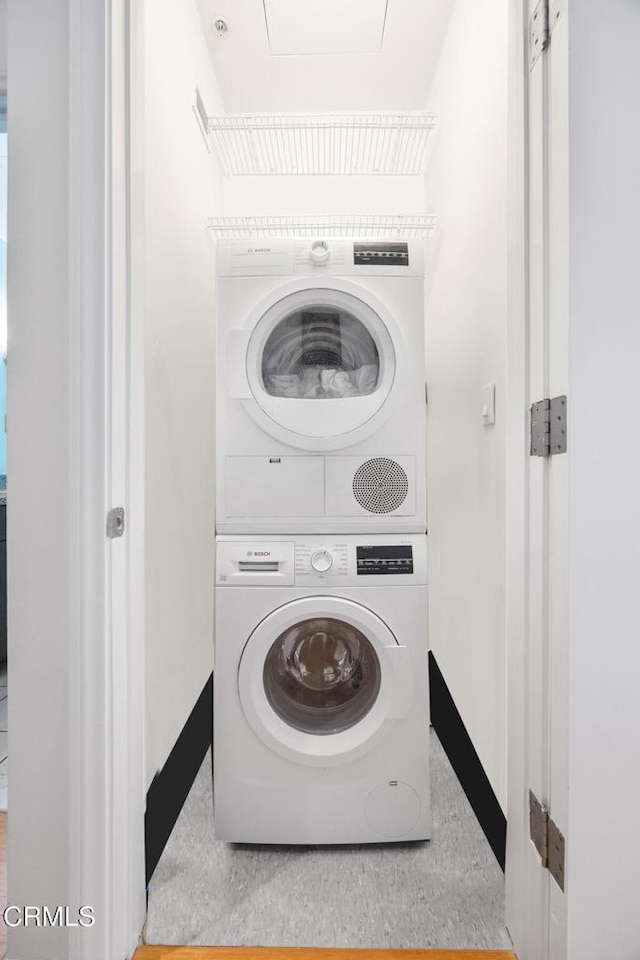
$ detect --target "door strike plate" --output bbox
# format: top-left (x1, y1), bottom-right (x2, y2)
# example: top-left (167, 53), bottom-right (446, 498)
top-left (107, 506), bottom-right (126, 539)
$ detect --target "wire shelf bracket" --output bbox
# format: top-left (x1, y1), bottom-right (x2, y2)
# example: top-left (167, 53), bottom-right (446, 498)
top-left (206, 215), bottom-right (437, 240)
top-left (207, 112), bottom-right (437, 177)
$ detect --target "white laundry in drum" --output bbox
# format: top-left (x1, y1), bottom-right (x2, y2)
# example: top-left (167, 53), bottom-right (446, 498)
top-left (267, 364), bottom-right (378, 399)
top-left (215, 238), bottom-right (427, 535)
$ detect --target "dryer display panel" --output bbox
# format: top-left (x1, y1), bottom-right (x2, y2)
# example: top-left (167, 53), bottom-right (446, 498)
top-left (356, 544), bottom-right (414, 575)
top-left (354, 242), bottom-right (409, 266)
top-left (261, 305), bottom-right (380, 399)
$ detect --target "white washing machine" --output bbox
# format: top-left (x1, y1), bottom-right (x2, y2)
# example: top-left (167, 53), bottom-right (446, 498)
top-left (215, 238), bottom-right (427, 534)
top-left (213, 534), bottom-right (430, 844)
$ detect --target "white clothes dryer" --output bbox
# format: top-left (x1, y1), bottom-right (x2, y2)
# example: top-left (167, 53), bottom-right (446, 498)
top-left (215, 238), bottom-right (427, 534)
top-left (213, 534), bottom-right (430, 844)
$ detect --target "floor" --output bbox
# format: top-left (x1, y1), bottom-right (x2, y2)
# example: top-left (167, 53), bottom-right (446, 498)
top-left (136, 950), bottom-right (516, 960)
top-left (146, 732), bottom-right (512, 951)
top-left (0, 661), bottom-right (6, 811)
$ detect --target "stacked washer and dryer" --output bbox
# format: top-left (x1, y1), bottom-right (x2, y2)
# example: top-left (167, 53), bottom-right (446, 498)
top-left (213, 237), bottom-right (431, 844)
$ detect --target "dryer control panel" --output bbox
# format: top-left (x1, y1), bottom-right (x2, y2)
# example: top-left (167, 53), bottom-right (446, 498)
top-left (216, 238), bottom-right (424, 278)
top-left (216, 535), bottom-right (427, 587)
top-left (353, 242), bottom-right (409, 267)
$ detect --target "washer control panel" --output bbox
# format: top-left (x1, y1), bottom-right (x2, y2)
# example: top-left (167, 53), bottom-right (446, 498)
top-left (294, 541), bottom-right (417, 582)
top-left (216, 536), bottom-right (427, 587)
top-left (356, 544), bottom-right (414, 576)
top-left (295, 542), bottom-right (349, 580)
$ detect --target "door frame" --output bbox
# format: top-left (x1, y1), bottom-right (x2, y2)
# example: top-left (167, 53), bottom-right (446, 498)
top-left (504, 0), bottom-right (534, 953)
top-left (8, 2), bottom-right (542, 960)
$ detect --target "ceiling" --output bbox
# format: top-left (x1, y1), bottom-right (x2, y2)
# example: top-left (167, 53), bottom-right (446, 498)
top-left (195, 0), bottom-right (453, 113)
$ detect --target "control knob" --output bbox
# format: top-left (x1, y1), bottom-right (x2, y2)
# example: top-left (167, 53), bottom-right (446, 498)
top-left (311, 549), bottom-right (333, 573)
top-left (309, 239), bottom-right (330, 264)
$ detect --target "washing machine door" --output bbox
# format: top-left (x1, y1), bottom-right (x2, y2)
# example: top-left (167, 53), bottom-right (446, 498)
top-left (237, 596), bottom-right (414, 767)
top-left (227, 280), bottom-right (401, 451)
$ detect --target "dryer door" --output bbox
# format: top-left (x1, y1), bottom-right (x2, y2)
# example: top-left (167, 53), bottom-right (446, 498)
top-left (237, 596), bottom-right (413, 767)
top-left (230, 280), bottom-right (401, 451)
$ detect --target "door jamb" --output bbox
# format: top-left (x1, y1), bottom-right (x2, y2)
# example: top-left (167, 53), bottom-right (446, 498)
top-left (70, 0), bottom-right (146, 957)
top-left (504, 0), bottom-right (536, 955)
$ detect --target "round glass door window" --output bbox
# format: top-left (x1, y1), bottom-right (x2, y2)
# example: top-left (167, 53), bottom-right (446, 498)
top-left (261, 305), bottom-right (380, 400)
top-left (263, 617), bottom-right (382, 735)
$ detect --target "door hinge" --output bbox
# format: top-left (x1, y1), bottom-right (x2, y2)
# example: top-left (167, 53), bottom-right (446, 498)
top-left (106, 506), bottom-right (126, 539)
top-left (530, 395), bottom-right (567, 457)
top-left (530, 0), bottom-right (565, 70)
top-left (529, 790), bottom-right (565, 890)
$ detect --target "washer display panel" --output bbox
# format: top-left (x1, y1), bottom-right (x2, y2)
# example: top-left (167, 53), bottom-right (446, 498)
top-left (261, 307), bottom-right (380, 400)
top-left (263, 617), bottom-right (382, 734)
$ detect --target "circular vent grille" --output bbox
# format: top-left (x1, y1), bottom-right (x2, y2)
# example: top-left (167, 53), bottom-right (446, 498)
top-left (352, 458), bottom-right (409, 514)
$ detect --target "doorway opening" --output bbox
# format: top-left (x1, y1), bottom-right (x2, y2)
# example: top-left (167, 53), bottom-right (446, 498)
top-left (136, 0), bottom-right (520, 952)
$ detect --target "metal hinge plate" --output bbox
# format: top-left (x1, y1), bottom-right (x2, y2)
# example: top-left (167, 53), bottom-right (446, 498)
top-left (530, 0), bottom-right (565, 70)
top-left (529, 789), bottom-right (548, 864)
top-left (529, 790), bottom-right (565, 891)
top-left (548, 814), bottom-right (566, 891)
top-left (529, 0), bottom-right (549, 70)
top-left (107, 506), bottom-right (126, 539)
top-left (530, 395), bottom-right (567, 457)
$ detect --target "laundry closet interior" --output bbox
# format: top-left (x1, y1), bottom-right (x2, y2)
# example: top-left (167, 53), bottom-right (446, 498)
top-left (141, 0), bottom-right (511, 949)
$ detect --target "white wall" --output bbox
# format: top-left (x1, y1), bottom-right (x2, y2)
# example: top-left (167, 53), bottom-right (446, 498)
top-left (423, 0), bottom-right (508, 807)
top-left (223, 175), bottom-right (424, 218)
top-left (144, 0), bottom-right (223, 786)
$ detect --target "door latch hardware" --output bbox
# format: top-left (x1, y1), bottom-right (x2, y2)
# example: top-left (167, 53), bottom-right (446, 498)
top-left (530, 395), bottom-right (567, 457)
top-left (107, 506), bottom-right (126, 539)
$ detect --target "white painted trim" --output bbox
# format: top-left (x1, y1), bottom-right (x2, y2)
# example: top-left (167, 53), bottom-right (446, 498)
top-left (104, 0), bottom-right (147, 955)
top-left (124, 0), bottom-right (148, 944)
top-left (67, 1), bottom-right (145, 958)
top-left (504, 0), bottom-right (537, 954)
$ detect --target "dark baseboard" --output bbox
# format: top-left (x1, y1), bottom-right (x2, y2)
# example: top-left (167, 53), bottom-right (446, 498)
top-left (145, 660), bottom-right (505, 881)
top-left (429, 652), bottom-right (506, 870)
top-left (145, 673), bottom-right (213, 885)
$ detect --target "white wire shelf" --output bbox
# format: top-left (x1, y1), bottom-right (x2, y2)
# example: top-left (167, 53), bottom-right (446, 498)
top-left (207, 113), bottom-right (437, 176)
top-left (206, 215), bottom-right (437, 240)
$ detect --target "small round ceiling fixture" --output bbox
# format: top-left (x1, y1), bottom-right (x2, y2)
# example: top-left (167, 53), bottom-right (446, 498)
top-left (212, 16), bottom-right (229, 38)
